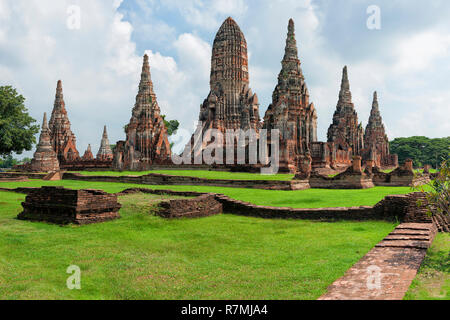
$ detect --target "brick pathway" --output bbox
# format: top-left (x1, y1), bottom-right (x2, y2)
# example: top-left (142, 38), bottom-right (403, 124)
top-left (319, 223), bottom-right (437, 300)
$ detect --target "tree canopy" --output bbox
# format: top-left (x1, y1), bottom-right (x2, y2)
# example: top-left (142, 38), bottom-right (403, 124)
top-left (0, 86), bottom-right (39, 158)
top-left (390, 136), bottom-right (449, 168)
top-left (162, 115), bottom-right (180, 136)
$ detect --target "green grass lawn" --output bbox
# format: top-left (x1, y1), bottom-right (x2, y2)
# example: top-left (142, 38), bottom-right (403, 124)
top-left (74, 170), bottom-right (295, 181)
top-left (0, 191), bottom-right (397, 300)
top-left (404, 233), bottom-right (450, 300)
top-left (0, 179), bottom-right (417, 208)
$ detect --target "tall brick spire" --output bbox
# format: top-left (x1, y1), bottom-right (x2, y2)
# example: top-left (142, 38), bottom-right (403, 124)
top-left (327, 66), bottom-right (364, 155)
top-left (364, 91), bottom-right (390, 165)
top-left (113, 55), bottom-right (172, 170)
top-left (198, 17), bottom-right (261, 131)
top-left (97, 126), bottom-right (113, 161)
top-left (263, 18), bottom-right (317, 172)
top-left (48, 80), bottom-right (80, 162)
top-left (338, 66), bottom-right (353, 107)
top-left (31, 113), bottom-right (60, 172)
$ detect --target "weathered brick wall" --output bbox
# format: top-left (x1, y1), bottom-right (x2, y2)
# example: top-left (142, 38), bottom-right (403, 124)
top-left (0, 175), bottom-right (29, 182)
top-left (63, 172), bottom-right (304, 190)
top-left (5, 187), bottom-right (448, 228)
top-left (157, 194), bottom-right (223, 219)
top-left (18, 186), bottom-right (121, 225)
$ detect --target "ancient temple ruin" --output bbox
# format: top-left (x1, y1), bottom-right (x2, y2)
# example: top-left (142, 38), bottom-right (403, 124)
top-left (113, 54), bottom-right (172, 171)
top-left (362, 92), bottom-right (398, 168)
top-left (31, 113), bottom-right (60, 172)
top-left (82, 144), bottom-right (94, 161)
top-left (184, 17), bottom-right (261, 162)
top-left (327, 66), bottom-right (364, 156)
top-left (48, 80), bottom-right (80, 163)
top-left (97, 126), bottom-right (113, 161)
top-left (263, 19), bottom-right (318, 172)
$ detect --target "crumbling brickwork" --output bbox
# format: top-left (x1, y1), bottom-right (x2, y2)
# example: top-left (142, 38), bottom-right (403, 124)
top-left (31, 113), bottom-right (60, 172)
top-left (327, 66), bottom-right (364, 156)
top-left (48, 80), bottom-right (80, 163)
top-left (113, 55), bottom-right (172, 170)
top-left (157, 194), bottom-right (223, 219)
top-left (18, 187), bottom-right (121, 225)
top-left (263, 19), bottom-right (318, 173)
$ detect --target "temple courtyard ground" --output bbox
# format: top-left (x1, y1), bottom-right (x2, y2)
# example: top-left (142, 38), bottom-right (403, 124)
top-left (0, 177), bottom-right (447, 299)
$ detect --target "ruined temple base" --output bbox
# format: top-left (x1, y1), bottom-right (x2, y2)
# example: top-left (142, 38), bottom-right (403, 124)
top-left (310, 174), bottom-right (375, 189)
top-left (18, 187), bottom-right (121, 225)
top-left (157, 194), bottom-right (223, 219)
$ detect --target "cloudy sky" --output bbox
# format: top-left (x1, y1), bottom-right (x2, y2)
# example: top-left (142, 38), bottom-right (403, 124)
top-left (1, 0), bottom-right (449, 157)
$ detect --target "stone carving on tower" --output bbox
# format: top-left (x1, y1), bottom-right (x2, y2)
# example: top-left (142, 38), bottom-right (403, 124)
top-left (113, 54), bottom-right (172, 171)
top-left (48, 80), bottom-right (80, 163)
top-left (97, 126), bottom-right (113, 161)
top-left (327, 66), bottom-right (364, 156)
top-left (186, 17), bottom-right (261, 161)
top-left (363, 92), bottom-right (398, 168)
top-left (31, 113), bottom-right (60, 172)
top-left (263, 19), bottom-right (318, 173)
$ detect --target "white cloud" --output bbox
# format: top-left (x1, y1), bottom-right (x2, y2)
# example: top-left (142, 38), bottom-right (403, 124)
top-left (393, 31), bottom-right (450, 74)
top-left (1, 0), bottom-right (449, 161)
top-left (164, 0), bottom-right (248, 30)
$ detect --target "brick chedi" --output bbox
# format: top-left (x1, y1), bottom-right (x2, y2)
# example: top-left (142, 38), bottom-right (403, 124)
top-left (97, 126), bottom-right (113, 161)
top-left (363, 92), bottom-right (397, 168)
top-left (31, 113), bottom-right (60, 172)
top-left (263, 19), bottom-right (318, 173)
top-left (82, 144), bottom-right (94, 161)
top-left (187, 17), bottom-right (261, 159)
top-left (327, 66), bottom-right (364, 156)
top-left (48, 80), bottom-right (80, 163)
top-left (113, 55), bottom-right (172, 171)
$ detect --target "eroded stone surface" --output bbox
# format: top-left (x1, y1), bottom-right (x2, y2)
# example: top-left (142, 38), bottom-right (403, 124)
top-left (327, 66), bottom-right (364, 156)
top-left (31, 113), bottom-right (60, 172)
top-left (18, 186), bottom-right (121, 225)
top-left (113, 55), bottom-right (172, 170)
top-left (48, 80), bottom-right (80, 163)
top-left (263, 19), bottom-right (318, 173)
top-left (97, 126), bottom-right (113, 161)
top-left (362, 92), bottom-right (398, 168)
top-left (186, 17), bottom-right (261, 161)
top-left (82, 144), bottom-right (94, 161)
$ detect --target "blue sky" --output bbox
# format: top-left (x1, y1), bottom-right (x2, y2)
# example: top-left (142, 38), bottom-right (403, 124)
top-left (0, 0), bottom-right (449, 158)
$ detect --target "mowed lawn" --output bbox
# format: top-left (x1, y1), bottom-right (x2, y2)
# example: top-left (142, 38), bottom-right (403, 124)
top-left (405, 233), bottom-right (450, 300)
top-left (0, 179), bottom-right (417, 208)
top-left (74, 170), bottom-right (295, 181)
top-left (0, 191), bottom-right (397, 300)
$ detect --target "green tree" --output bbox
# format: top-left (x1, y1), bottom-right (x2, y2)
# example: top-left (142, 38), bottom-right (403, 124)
top-left (161, 115), bottom-right (180, 136)
top-left (0, 155), bottom-right (18, 168)
top-left (0, 86), bottom-right (39, 157)
top-left (417, 159), bottom-right (449, 217)
top-left (390, 136), bottom-right (450, 168)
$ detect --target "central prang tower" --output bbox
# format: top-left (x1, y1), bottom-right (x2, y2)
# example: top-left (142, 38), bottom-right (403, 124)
top-left (197, 17), bottom-right (261, 132)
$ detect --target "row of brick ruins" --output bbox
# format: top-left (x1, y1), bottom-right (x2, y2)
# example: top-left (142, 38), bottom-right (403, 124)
top-left (29, 80), bottom-right (114, 172)
top-left (30, 17), bottom-right (398, 175)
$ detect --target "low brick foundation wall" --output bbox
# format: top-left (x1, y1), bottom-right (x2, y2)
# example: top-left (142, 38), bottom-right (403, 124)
top-left (157, 194), bottom-right (223, 219)
top-left (0, 176), bottom-right (29, 182)
top-left (17, 186), bottom-right (121, 225)
top-left (4, 186), bottom-right (448, 227)
top-left (309, 174), bottom-right (374, 189)
top-left (0, 172), bottom-right (47, 179)
top-left (63, 172), bottom-right (304, 190)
